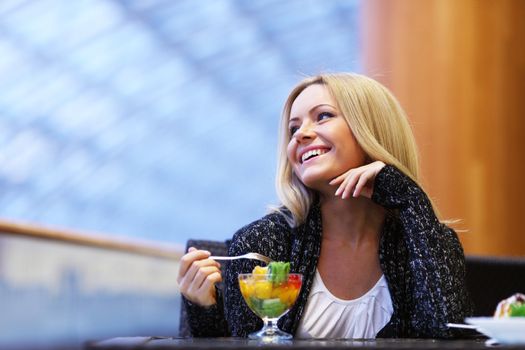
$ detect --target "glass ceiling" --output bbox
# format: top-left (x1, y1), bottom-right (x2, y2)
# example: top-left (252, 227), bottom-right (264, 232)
top-left (0, 0), bottom-right (361, 244)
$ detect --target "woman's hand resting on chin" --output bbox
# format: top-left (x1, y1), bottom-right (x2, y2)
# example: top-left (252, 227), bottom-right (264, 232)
top-left (177, 247), bottom-right (222, 306)
top-left (329, 161), bottom-right (386, 199)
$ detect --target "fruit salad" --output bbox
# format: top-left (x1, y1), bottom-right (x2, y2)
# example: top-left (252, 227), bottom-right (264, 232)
top-left (239, 262), bottom-right (302, 319)
top-left (494, 293), bottom-right (525, 318)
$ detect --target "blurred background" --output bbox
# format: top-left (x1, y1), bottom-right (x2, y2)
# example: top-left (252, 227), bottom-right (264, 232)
top-left (0, 0), bottom-right (523, 348)
top-left (0, 0), bottom-right (362, 245)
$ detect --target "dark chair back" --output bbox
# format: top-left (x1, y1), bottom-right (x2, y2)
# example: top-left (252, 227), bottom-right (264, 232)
top-left (465, 255), bottom-right (525, 316)
top-left (178, 239), bottom-right (229, 337)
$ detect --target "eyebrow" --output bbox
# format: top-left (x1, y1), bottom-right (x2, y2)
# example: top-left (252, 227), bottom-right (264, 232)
top-left (289, 103), bottom-right (336, 123)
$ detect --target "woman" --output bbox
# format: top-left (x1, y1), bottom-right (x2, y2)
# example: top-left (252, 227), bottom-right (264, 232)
top-left (177, 73), bottom-right (472, 338)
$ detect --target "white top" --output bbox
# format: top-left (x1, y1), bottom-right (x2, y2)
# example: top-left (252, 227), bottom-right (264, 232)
top-left (295, 270), bottom-right (393, 339)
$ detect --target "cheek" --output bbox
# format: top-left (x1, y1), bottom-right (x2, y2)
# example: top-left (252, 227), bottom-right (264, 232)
top-left (339, 140), bottom-right (366, 167)
top-left (336, 127), bottom-right (364, 159)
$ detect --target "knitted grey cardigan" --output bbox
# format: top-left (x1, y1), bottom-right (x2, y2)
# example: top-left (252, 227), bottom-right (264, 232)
top-left (183, 165), bottom-right (472, 338)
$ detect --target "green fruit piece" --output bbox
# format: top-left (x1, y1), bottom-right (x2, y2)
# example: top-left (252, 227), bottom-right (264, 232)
top-left (510, 303), bottom-right (525, 317)
top-left (249, 296), bottom-right (262, 310)
top-left (261, 298), bottom-right (287, 318)
top-left (268, 262), bottom-right (290, 284)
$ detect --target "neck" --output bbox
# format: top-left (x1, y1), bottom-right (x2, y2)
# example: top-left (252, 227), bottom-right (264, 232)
top-left (319, 193), bottom-right (386, 246)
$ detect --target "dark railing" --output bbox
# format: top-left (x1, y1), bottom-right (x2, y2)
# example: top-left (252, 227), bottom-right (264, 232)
top-left (0, 219), bottom-right (183, 260)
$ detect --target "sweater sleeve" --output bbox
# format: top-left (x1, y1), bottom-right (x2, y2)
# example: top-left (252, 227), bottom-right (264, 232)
top-left (182, 286), bottom-right (230, 337)
top-left (372, 165), bottom-right (472, 338)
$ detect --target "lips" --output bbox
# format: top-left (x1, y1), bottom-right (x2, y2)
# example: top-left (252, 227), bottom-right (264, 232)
top-left (299, 146), bottom-right (331, 164)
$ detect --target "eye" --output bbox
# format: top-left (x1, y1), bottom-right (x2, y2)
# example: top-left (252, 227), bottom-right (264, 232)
top-left (289, 125), bottom-right (299, 136)
top-left (317, 112), bottom-right (334, 121)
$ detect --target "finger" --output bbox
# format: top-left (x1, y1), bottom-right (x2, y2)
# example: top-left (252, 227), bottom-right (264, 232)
top-left (191, 271), bottom-right (222, 306)
top-left (179, 261), bottom-right (220, 292)
top-left (198, 271), bottom-right (223, 295)
top-left (191, 266), bottom-right (222, 291)
top-left (341, 181), bottom-right (356, 199)
top-left (186, 248), bottom-right (222, 267)
top-left (184, 266), bottom-right (221, 299)
top-left (335, 171), bottom-right (355, 197)
top-left (178, 256), bottom-right (219, 288)
top-left (360, 185), bottom-right (373, 199)
top-left (185, 258), bottom-right (221, 282)
top-left (177, 249), bottom-right (211, 279)
top-left (341, 171), bottom-right (362, 199)
top-left (329, 172), bottom-right (347, 186)
top-left (353, 170), bottom-right (372, 198)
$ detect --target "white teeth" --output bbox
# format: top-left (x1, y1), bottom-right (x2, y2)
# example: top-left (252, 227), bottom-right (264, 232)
top-left (301, 149), bottom-right (327, 163)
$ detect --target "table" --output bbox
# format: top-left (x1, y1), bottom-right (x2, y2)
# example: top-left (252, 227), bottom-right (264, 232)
top-left (86, 337), bottom-right (525, 350)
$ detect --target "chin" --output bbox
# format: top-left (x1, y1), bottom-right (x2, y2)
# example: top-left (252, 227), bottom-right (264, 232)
top-left (297, 164), bottom-right (349, 190)
top-left (297, 172), bottom-right (330, 190)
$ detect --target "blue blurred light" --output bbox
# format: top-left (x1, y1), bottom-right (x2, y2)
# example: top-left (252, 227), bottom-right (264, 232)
top-left (0, 0), bottom-right (361, 246)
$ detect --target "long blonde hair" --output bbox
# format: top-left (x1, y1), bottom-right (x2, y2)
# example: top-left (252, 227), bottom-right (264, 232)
top-left (273, 73), bottom-right (422, 227)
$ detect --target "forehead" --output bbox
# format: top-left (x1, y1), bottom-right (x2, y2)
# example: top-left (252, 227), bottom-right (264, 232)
top-left (290, 84), bottom-right (335, 119)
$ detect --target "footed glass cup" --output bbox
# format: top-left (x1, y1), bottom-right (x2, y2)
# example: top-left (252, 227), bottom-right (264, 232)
top-left (238, 273), bottom-right (303, 342)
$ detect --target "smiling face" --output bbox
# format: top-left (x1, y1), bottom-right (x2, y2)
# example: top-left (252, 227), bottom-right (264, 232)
top-left (286, 84), bottom-right (367, 192)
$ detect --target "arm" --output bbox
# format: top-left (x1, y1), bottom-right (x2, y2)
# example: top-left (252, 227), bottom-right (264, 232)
top-left (371, 165), bottom-right (472, 338)
top-left (177, 248), bottom-right (229, 337)
top-left (182, 288), bottom-right (229, 337)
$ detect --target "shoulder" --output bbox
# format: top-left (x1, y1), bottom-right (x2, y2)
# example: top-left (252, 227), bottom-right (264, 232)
top-left (229, 211), bottom-right (292, 255)
top-left (232, 211), bottom-right (291, 242)
top-left (440, 223), bottom-right (464, 253)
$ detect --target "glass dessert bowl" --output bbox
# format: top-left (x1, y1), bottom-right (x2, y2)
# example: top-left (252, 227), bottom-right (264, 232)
top-left (238, 263), bottom-right (302, 342)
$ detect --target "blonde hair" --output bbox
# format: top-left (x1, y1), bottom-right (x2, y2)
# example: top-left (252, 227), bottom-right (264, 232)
top-left (273, 72), bottom-right (423, 227)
